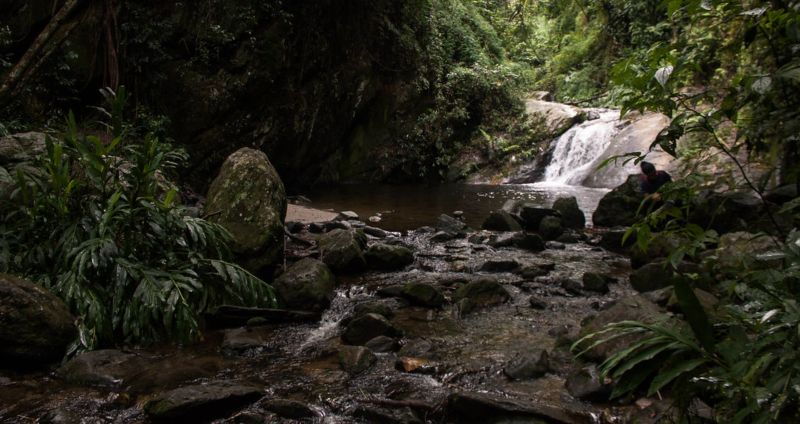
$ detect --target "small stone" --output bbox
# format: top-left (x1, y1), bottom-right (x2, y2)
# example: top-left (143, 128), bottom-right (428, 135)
top-left (339, 346), bottom-right (377, 374)
top-left (395, 357), bottom-right (436, 374)
top-left (566, 366), bottom-right (611, 401)
top-left (430, 231), bottom-right (456, 243)
top-left (503, 349), bottom-right (550, 380)
top-left (365, 336), bottom-right (398, 353)
top-left (337, 211), bottom-right (360, 221)
top-left (480, 259), bottom-right (520, 272)
top-left (368, 215), bottom-right (382, 223)
top-left (582, 272), bottom-right (613, 294)
top-left (221, 328), bottom-right (268, 357)
top-left (545, 241), bottom-right (565, 250)
top-left (398, 339), bottom-right (434, 358)
top-left (559, 278), bottom-right (583, 295)
top-left (529, 296), bottom-right (547, 310)
top-left (363, 226), bottom-right (389, 238)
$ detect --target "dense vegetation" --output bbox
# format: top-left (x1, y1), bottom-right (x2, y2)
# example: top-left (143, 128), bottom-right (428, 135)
top-left (0, 88), bottom-right (275, 350)
top-left (2, 0), bottom-right (800, 421)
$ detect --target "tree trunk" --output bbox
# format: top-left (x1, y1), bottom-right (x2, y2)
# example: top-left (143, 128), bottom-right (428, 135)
top-left (0, 0), bottom-right (83, 106)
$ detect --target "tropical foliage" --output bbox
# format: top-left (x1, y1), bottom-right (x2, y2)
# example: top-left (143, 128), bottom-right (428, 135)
top-left (0, 88), bottom-right (276, 350)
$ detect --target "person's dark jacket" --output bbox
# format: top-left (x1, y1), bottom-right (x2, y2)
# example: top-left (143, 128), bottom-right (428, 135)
top-left (639, 171), bottom-right (671, 194)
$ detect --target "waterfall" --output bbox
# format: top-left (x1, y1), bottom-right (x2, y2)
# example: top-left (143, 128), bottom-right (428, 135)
top-left (541, 109), bottom-right (621, 186)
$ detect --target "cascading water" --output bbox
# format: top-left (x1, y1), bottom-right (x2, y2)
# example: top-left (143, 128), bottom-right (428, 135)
top-left (541, 109), bottom-right (621, 186)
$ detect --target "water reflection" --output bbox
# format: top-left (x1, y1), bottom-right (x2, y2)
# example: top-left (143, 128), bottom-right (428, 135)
top-left (304, 183), bottom-right (609, 231)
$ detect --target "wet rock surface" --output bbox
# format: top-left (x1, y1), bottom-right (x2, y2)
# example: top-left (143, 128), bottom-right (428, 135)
top-left (2, 210), bottom-right (658, 423)
top-left (144, 382), bottom-right (263, 420)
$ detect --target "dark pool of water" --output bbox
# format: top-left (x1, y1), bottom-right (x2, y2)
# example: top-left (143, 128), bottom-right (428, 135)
top-left (303, 183), bottom-right (609, 231)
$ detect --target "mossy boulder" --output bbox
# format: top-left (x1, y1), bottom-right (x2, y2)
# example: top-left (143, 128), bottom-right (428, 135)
top-left (272, 258), bottom-right (335, 312)
top-left (482, 210), bottom-right (522, 232)
top-left (206, 148), bottom-right (287, 274)
top-left (365, 243), bottom-right (414, 270)
top-left (538, 216), bottom-right (564, 241)
top-left (401, 282), bottom-right (445, 308)
top-left (319, 229), bottom-right (368, 273)
top-left (0, 273), bottom-right (76, 367)
top-left (454, 279), bottom-right (510, 313)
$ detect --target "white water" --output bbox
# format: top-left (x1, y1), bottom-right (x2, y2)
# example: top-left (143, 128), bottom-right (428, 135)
top-left (542, 109), bottom-right (621, 186)
top-left (298, 286), bottom-right (370, 352)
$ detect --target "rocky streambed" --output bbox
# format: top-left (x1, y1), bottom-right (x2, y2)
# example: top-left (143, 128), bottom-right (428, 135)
top-left (1, 202), bottom-right (682, 424)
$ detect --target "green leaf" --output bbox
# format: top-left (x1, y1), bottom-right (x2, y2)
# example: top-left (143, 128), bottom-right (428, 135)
top-left (647, 357), bottom-right (707, 395)
top-left (673, 278), bottom-right (716, 352)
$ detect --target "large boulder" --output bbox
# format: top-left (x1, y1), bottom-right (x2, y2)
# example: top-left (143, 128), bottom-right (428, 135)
top-left (690, 191), bottom-right (792, 235)
top-left (552, 196), bottom-right (585, 229)
top-left (401, 282), bottom-right (445, 308)
top-left (272, 258), bottom-right (335, 311)
top-left (0, 273), bottom-right (76, 367)
top-left (538, 216), bottom-right (564, 241)
top-left (342, 313), bottom-right (402, 345)
top-left (713, 231), bottom-right (779, 271)
top-left (206, 148), bottom-right (287, 273)
top-left (454, 279), bottom-right (510, 313)
top-left (435, 214), bottom-right (469, 238)
top-left (578, 294), bottom-right (667, 361)
top-left (524, 99), bottom-right (585, 138)
top-left (319, 229), bottom-right (368, 273)
top-left (519, 206), bottom-right (559, 231)
top-left (592, 174), bottom-right (644, 227)
top-left (482, 210), bottom-right (522, 232)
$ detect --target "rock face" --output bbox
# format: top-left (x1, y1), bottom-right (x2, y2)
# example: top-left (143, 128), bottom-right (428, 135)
top-left (0, 273), bottom-right (76, 367)
top-left (552, 196), bottom-right (585, 229)
top-left (592, 174), bottom-right (644, 227)
top-left (319, 229), bottom-right (368, 273)
top-left (206, 148), bottom-right (287, 273)
top-left (144, 382), bottom-right (263, 420)
top-left (524, 99), bottom-right (584, 137)
top-left (0, 132), bottom-right (46, 163)
top-left (272, 258), bottom-right (335, 311)
top-left (691, 191), bottom-right (791, 235)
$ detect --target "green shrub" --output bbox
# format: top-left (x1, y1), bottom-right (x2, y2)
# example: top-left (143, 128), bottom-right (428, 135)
top-left (0, 88), bottom-right (276, 350)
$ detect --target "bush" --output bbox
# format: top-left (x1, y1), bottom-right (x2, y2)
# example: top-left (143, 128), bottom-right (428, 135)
top-left (0, 88), bottom-right (276, 350)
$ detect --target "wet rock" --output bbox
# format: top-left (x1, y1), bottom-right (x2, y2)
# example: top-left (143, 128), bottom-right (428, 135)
top-left (552, 196), bottom-right (585, 229)
top-left (395, 357), bottom-right (436, 374)
top-left (0, 273), bottom-right (76, 367)
top-left (401, 282), bottom-right (445, 308)
top-left (592, 175), bottom-right (644, 228)
top-left (642, 287), bottom-right (673, 306)
top-left (556, 230), bottom-right (582, 244)
top-left (482, 210), bottom-right (522, 232)
top-left (308, 222), bottom-right (325, 233)
top-left (144, 382), bottom-right (263, 420)
top-left (454, 279), bottom-right (510, 313)
top-left (376, 284), bottom-right (406, 299)
top-left (566, 366), bottom-right (611, 401)
top-left (398, 339), bottom-right (434, 358)
top-left (353, 301), bottom-right (396, 320)
top-left (596, 226), bottom-right (635, 252)
top-left (519, 206), bottom-right (559, 231)
top-left (363, 226), bottom-right (389, 238)
top-left (524, 99), bottom-right (585, 137)
top-left (261, 399), bottom-right (320, 420)
top-left (366, 243), bottom-right (414, 270)
top-left (480, 259), bottom-right (520, 272)
top-left (57, 349), bottom-right (144, 387)
top-left (538, 216), bottom-right (564, 241)
top-left (342, 313), bottom-right (402, 345)
top-left (765, 184), bottom-right (798, 205)
top-left (206, 148), bottom-right (287, 273)
top-left (272, 258), bottom-right (335, 311)
top-left (629, 258), bottom-right (702, 293)
top-left (324, 220), bottom-right (351, 231)
top-left (319, 229), bottom-right (367, 273)
top-left (221, 328), bottom-right (268, 357)
top-left (337, 210), bottom-right (360, 221)
top-left (338, 345), bottom-right (377, 374)
top-left (207, 305), bottom-right (321, 327)
top-left (529, 296), bottom-right (548, 310)
top-left (446, 391), bottom-right (584, 424)
top-left (546, 241), bottom-right (566, 250)
top-left (667, 288), bottom-right (719, 316)
top-left (512, 232), bottom-right (545, 251)
top-left (351, 405), bottom-right (422, 424)
top-left (628, 233), bottom-right (685, 269)
top-left (516, 262), bottom-right (555, 279)
top-left (365, 336), bottom-right (399, 353)
top-left (503, 349), bottom-right (550, 380)
top-left (578, 294), bottom-right (667, 360)
top-left (39, 407), bottom-right (79, 424)
top-left (285, 221), bottom-right (304, 233)
top-left (559, 278), bottom-right (584, 295)
top-left (430, 231), bottom-right (456, 243)
top-left (582, 272), bottom-right (614, 294)
top-left (468, 232), bottom-right (491, 245)
top-left (435, 214), bottom-right (468, 237)
top-left (488, 232), bottom-right (516, 247)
